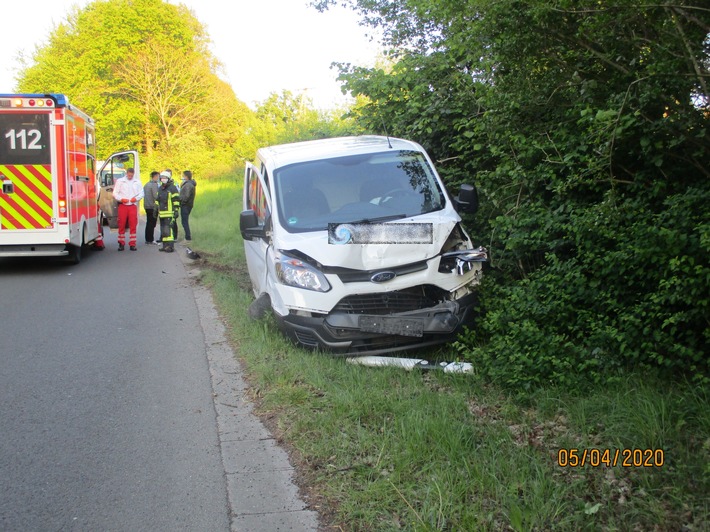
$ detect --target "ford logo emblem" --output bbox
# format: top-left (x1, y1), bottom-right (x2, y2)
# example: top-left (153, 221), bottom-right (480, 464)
top-left (371, 271), bottom-right (396, 283)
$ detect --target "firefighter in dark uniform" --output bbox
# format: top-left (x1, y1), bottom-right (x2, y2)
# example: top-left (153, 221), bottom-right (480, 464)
top-left (157, 171), bottom-right (180, 252)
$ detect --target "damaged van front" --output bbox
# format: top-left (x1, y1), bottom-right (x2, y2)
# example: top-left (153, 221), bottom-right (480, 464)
top-left (240, 136), bottom-right (486, 356)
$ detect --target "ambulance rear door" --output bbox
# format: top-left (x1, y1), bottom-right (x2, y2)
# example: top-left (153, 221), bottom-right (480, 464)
top-left (0, 102), bottom-right (58, 243)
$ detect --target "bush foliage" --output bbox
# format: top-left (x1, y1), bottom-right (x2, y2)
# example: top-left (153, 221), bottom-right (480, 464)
top-left (324, 0), bottom-right (710, 386)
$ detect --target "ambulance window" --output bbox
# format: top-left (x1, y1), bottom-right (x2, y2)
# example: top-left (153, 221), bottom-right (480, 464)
top-left (86, 129), bottom-right (96, 161)
top-left (0, 113), bottom-right (51, 165)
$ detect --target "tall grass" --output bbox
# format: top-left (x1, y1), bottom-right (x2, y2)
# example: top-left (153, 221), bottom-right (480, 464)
top-left (190, 173), bottom-right (710, 531)
top-left (189, 174), bottom-right (245, 268)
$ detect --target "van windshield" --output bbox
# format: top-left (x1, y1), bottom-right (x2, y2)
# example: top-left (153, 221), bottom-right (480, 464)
top-left (273, 150), bottom-right (446, 232)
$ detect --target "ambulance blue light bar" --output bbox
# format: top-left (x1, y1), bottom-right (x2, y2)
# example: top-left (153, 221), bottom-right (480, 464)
top-left (0, 94), bottom-right (67, 108)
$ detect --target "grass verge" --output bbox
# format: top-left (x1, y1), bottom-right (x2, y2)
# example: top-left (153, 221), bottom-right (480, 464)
top-left (188, 174), bottom-right (709, 531)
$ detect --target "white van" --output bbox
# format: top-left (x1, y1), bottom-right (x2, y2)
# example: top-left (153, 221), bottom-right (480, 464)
top-left (240, 136), bottom-right (486, 356)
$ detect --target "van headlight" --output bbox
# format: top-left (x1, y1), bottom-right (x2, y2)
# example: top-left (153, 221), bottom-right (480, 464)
top-left (275, 255), bottom-right (331, 292)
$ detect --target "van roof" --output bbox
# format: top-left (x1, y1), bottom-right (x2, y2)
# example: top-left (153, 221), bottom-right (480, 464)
top-left (257, 135), bottom-right (423, 169)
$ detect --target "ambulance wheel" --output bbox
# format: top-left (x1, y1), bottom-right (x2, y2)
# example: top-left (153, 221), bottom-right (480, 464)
top-left (68, 225), bottom-right (87, 264)
top-left (68, 243), bottom-right (82, 264)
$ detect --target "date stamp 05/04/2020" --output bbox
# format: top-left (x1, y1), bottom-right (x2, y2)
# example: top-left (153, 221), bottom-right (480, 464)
top-left (557, 448), bottom-right (665, 468)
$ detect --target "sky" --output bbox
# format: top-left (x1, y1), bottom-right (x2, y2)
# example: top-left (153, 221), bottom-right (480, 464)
top-left (0, 0), bottom-right (383, 109)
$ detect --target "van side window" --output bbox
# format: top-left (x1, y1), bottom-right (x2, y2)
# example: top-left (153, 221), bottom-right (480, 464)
top-left (260, 163), bottom-right (270, 190)
top-left (246, 167), bottom-right (267, 225)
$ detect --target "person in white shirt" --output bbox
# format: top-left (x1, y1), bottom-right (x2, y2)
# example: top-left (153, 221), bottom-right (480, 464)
top-left (112, 167), bottom-right (144, 251)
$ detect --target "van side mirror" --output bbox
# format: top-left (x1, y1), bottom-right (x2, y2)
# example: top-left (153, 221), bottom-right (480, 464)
top-left (240, 210), bottom-right (267, 240)
top-left (454, 184), bottom-right (479, 214)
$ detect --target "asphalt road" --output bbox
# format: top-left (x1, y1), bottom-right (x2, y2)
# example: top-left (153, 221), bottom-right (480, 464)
top-left (0, 220), bottom-right (325, 532)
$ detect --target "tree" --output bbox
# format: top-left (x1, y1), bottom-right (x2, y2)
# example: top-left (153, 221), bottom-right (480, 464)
top-left (115, 41), bottom-right (210, 152)
top-left (254, 90), bottom-right (360, 145)
top-left (17, 0), bottom-right (254, 176)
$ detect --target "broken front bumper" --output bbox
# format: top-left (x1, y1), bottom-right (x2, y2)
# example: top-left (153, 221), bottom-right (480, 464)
top-left (274, 292), bottom-right (478, 356)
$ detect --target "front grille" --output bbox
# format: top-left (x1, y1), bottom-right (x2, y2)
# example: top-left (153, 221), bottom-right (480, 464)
top-left (332, 285), bottom-right (445, 315)
top-left (334, 260), bottom-right (428, 283)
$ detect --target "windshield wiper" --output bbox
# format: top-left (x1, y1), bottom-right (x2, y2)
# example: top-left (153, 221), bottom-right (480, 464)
top-left (347, 214), bottom-right (408, 224)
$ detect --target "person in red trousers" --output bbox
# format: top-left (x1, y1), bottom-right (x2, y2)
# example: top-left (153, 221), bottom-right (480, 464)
top-left (112, 168), bottom-right (144, 251)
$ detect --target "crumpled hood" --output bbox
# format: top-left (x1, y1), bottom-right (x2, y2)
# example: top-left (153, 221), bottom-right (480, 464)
top-left (276, 215), bottom-right (461, 271)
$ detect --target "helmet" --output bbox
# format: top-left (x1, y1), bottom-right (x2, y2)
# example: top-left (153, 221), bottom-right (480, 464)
top-left (159, 171), bottom-right (171, 179)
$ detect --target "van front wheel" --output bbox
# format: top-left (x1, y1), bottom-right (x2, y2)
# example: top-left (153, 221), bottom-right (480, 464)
top-left (248, 293), bottom-right (272, 320)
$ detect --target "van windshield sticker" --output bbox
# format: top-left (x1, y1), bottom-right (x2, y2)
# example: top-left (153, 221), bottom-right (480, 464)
top-left (328, 223), bottom-right (433, 245)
